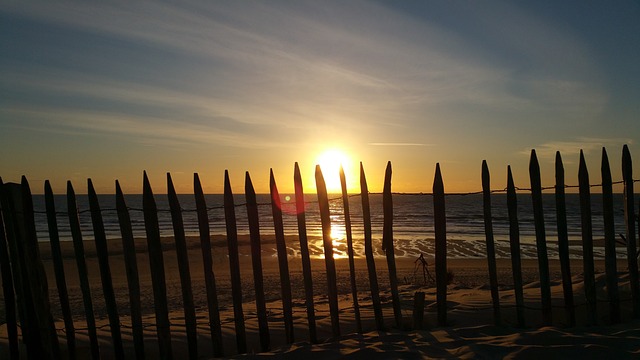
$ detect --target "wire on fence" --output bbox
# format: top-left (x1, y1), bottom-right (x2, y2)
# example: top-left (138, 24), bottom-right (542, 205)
top-left (25, 177), bottom-right (640, 217)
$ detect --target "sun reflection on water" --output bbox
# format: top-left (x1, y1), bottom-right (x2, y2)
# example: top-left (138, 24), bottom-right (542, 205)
top-left (314, 222), bottom-right (349, 259)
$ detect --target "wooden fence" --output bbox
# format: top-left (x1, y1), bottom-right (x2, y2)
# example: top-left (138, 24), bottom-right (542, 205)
top-left (0, 145), bottom-right (639, 359)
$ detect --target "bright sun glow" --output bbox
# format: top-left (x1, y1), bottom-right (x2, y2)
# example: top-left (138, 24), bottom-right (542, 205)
top-left (315, 149), bottom-right (351, 193)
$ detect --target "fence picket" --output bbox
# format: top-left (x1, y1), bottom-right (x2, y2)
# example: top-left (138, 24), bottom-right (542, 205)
top-left (245, 172), bottom-right (271, 352)
top-left (360, 163), bottom-right (384, 330)
top-left (383, 162), bottom-right (403, 328)
top-left (507, 166), bottom-right (525, 327)
top-left (433, 163), bottom-right (447, 326)
top-left (115, 181), bottom-right (145, 359)
top-left (529, 150), bottom-right (552, 325)
top-left (622, 145), bottom-right (640, 317)
top-left (194, 173), bottom-right (224, 356)
top-left (142, 172), bottom-right (173, 359)
top-left (269, 170), bottom-right (295, 343)
top-left (578, 151), bottom-right (598, 325)
top-left (554, 153), bottom-right (575, 327)
top-left (340, 165), bottom-right (362, 333)
top-left (87, 179), bottom-right (124, 358)
top-left (601, 149), bottom-right (620, 323)
top-left (0, 181), bottom-right (33, 356)
top-left (19, 178), bottom-right (60, 358)
top-left (316, 165), bottom-right (341, 337)
top-left (0, 179), bottom-right (19, 360)
top-left (222, 171), bottom-right (247, 353)
top-left (293, 163), bottom-right (318, 343)
top-left (167, 174), bottom-right (198, 359)
top-left (67, 181), bottom-right (100, 359)
top-left (44, 181), bottom-right (76, 358)
top-left (482, 161), bottom-right (500, 326)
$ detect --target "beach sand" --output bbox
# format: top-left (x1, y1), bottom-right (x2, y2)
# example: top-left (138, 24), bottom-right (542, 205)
top-left (1, 235), bottom-right (639, 358)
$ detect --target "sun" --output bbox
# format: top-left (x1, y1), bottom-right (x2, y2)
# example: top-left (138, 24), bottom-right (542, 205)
top-left (315, 149), bottom-right (352, 193)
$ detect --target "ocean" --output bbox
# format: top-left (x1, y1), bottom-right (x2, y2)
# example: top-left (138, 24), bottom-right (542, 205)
top-left (29, 193), bottom-right (633, 260)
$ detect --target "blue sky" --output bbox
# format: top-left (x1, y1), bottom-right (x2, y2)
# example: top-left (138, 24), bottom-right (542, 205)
top-left (1, 1), bottom-right (638, 194)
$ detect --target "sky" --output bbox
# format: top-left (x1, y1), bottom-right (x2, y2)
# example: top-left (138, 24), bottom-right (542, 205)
top-left (1, 1), bottom-right (639, 195)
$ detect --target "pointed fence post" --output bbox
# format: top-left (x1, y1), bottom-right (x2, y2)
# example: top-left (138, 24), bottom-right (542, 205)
top-left (21, 177), bottom-right (61, 358)
top-left (529, 150), bottom-right (552, 325)
top-left (507, 166), bottom-right (525, 327)
top-left (0, 181), bottom-right (28, 335)
top-left (340, 165), bottom-right (362, 333)
top-left (0, 179), bottom-right (19, 360)
top-left (270, 170), bottom-right (294, 343)
top-left (554, 153), bottom-right (575, 327)
top-left (194, 173), bottom-right (224, 356)
top-left (433, 163), bottom-right (447, 326)
top-left (0, 185), bottom-right (28, 347)
top-left (316, 165), bottom-right (341, 337)
top-left (142, 172), bottom-right (173, 359)
top-left (360, 163), bottom-right (384, 330)
top-left (87, 179), bottom-right (124, 359)
top-left (482, 160), bottom-right (501, 326)
top-left (601, 149), bottom-right (620, 324)
top-left (115, 181), bottom-right (145, 360)
top-left (383, 161), bottom-right (403, 328)
top-left (622, 145), bottom-right (640, 318)
top-left (245, 172), bottom-right (271, 352)
top-left (0, 181), bottom-right (32, 357)
top-left (67, 181), bottom-right (100, 359)
top-left (578, 151), bottom-right (598, 326)
top-left (44, 181), bottom-right (76, 358)
top-left (2, 178), bottom-right (60, 359)
top-left (293, 163), bottom-right (318, 343)
top-left (222, 171), bottom-right (247, 353)
top-left (166, 174), bottom-right (198, 359)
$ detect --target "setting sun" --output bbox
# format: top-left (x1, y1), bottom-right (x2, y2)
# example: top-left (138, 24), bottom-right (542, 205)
top-left (315, 149), bottom-right (352, 193)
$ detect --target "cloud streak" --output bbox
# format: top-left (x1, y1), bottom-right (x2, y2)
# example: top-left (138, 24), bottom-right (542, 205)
top-left (368, 143), bottom-right (434, 147)
top-left (2, 0), bottom-right (609, 141)
top-left (1, 105), bottom-right (292, 149)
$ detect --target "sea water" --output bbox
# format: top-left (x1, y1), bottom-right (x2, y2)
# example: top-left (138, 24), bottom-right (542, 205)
top-left (27, 193), bottom-right (633, 260)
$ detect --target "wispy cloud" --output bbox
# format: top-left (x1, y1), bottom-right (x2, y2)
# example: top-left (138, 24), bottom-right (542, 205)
top-left (0, 0), bottom-right (621, 167)
top-left (368, 143), bottom-right (434, 147)
top-left (1, 105), bottom-right (292, 149)
top-left (2, 0), bottom-right (608, 137)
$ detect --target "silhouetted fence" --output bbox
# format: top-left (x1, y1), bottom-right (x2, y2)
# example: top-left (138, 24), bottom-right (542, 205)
top-left (0, 145), bottom-right (639, 359)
